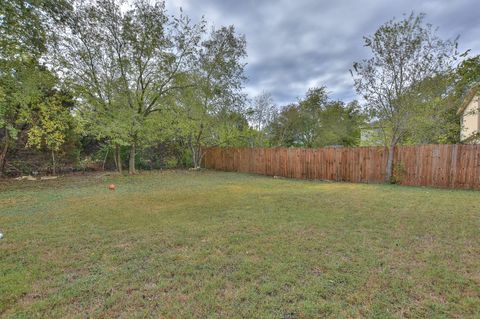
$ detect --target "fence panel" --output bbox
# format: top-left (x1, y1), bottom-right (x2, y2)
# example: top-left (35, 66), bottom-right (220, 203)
top-left (202, 145), bottom-right (480, 189)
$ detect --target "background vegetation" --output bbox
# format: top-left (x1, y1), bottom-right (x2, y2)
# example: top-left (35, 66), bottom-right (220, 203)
top-left (1, 1), bottom-right (479, 177)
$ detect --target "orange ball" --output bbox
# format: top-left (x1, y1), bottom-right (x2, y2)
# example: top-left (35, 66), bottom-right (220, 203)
top-left (108, 184), bottom-right (116, 191)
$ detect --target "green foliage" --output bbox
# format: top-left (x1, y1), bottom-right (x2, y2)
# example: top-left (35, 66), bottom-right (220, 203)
top-left (0, 59), bottom-right (53, 136)
top-left (2, 2), bottom-right (479, 175)
top-left (359, 124), bottom-right (387, 146)
top-left (352, 12), bottom-right (459, 181)
top-left (25, 93), bottom-right (74, 152)
top-left (352, 12), bottom-right (458, 147)
top-left (391, 161), bottom-right (406, 184)
top-left (0, 0), bottom-right (74, 174)
top-left (0, 0), bottom-right (70, 58)
top-left (246, 92), bottom-right (278, 146)
top-left (172, 25), bottom-right (248, 167)
top-left (56, 0), bottom-right (207, 173)
top-left (268, 87), bottom-right (365, 147)
top-left (248, 92), bottom-right (277, 131)
top-left (316, 100), bottom-right (365, 146)
top-left (402, 73), bottom-right (461, 144)
top-left (2, 0), bottom-right (253, 173)
top-left (214, 109), bottom-right (253, 147)
top-left (455, 55), bottom-right (480, 94)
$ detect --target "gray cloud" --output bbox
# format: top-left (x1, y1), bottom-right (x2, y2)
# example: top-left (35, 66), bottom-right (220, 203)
top-left (166, 0), bottom-right (480, 106)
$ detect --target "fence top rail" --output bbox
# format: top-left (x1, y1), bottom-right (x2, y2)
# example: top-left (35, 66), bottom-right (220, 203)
top-left (204, 144), bottom-right (469, 151)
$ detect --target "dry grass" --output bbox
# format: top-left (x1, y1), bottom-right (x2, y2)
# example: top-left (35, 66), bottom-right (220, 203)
top-left (0, 170), bottom-right (479, 318)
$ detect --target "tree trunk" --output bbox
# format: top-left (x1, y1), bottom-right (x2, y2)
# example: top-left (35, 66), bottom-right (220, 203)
top-left (129, 143), bottom-right (136, 174)
top-left (0, 133), bottom-right (9, 177)
top-left (191, 145), bottom-right (197, 168)
top-left (197, 147), bottom-right (205, 169)
top-left (102, 148), bottom-right (109, 171)
top-left (190, 125), bottom-right (204, 169)
top-left (190, 140), bottom-right (203, 169)
top-left (51, 150), bottom-right (56, 175)
top-left (113, 146), bottom-right (118, 170)
top-left (192, 144), bottom-right (205, 169)
top-left (115, 143), bottom-right (122, 173)
top-left (385, 143), bottom-right (395, 183)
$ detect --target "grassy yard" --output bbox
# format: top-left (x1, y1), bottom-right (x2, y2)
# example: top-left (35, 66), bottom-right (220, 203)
top-left (1, 171), bottom-right (479, 318)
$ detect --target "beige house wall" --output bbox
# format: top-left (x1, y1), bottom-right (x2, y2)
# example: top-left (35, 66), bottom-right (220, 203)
top-left (461, 96), bottom-right (480, 142)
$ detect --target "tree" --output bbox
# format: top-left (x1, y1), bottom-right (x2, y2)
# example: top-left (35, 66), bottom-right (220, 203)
top-left (455, 55), bottom-right (480, 94)
top-left (248, 91), bottom-right (277, 131)
top-left (268, 87), bottom-right (363, 147)
top-left (174, 25), bottom-right (247, 168)
top-left (246, 91), bottom-right (278, 146)
top-left (402, 73), bottom-right (461, 144)
top-left (268, 103), bottom-right (303, 147)
top-left (56, 0), bottom-right (205, 174)
top-left (452, 55), bottom-right (480, 138)
top-left (316, 100), bottom-right (365, 147)
top-left (0, 0), bottom-right (71, 58)
top-left (0, 59), bottom-right (63, 175)
top-left (0, 0), bottom-right (71, 175)
top-left (268, 87), bottom-right (328, 148)
top-left (213, 108), bottom-right (253, 147)
top-left (352, 12), bottom-right (458, 182)
top-left (24, 91), bottom-right (76, 174)
top-left (295, 87), bottom-right (329, 147)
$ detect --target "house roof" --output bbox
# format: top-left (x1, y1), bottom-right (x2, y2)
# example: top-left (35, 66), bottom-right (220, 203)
top-left (457, 84), bottom-right (480, 115)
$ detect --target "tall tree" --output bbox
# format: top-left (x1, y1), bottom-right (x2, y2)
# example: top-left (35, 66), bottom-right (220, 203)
top-left (352, 12), bottom-right (458, 182)
top-left (56, 0), bottom-right (205, 174)
top-left (175, 25), bottom-right (247, 168)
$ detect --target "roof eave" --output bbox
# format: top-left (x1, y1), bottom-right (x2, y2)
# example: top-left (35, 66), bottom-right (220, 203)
top-left (457, 85), bottom-right (480, 115)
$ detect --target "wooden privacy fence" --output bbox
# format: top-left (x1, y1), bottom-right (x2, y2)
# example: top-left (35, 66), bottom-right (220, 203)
top-left (202, 145), bottom-right (480, 189)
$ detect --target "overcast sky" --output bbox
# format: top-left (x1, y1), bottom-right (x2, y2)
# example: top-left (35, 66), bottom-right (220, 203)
top-left (166, 0), bottom-right (480, 106)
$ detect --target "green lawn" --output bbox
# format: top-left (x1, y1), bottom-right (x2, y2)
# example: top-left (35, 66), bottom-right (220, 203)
top-left (1, 171), bottom-right (479, 318)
